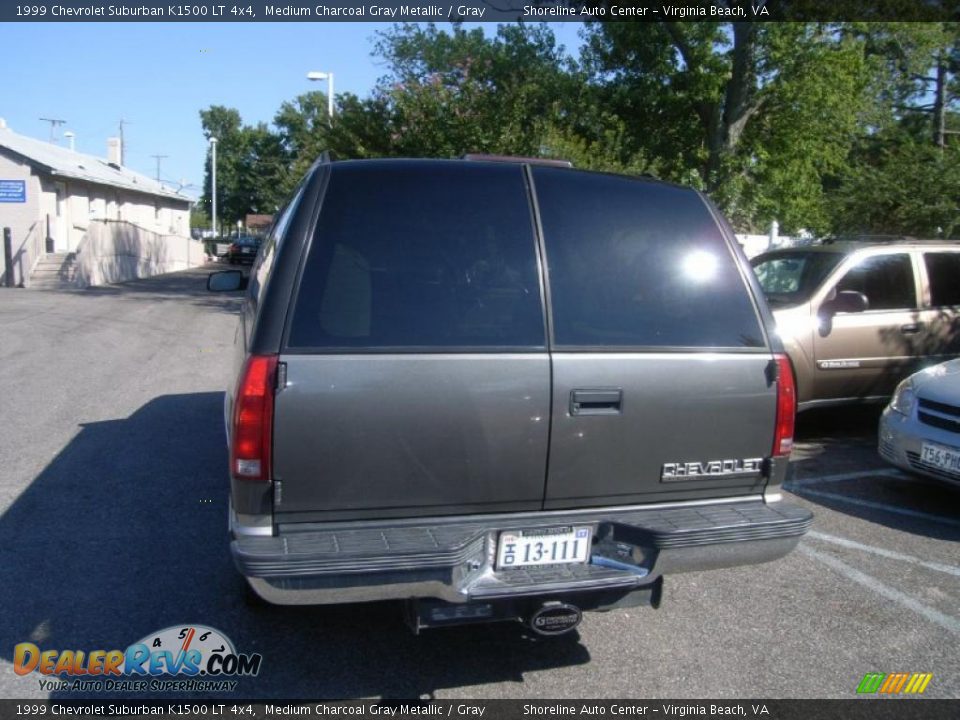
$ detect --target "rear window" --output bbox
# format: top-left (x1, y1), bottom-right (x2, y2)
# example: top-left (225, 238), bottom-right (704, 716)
top-left (924, 252), bottom-right (960, 307)
top-left (533, 167), bottom-right (765, 349)
top-left (287, 162), bottom-right (545, 350)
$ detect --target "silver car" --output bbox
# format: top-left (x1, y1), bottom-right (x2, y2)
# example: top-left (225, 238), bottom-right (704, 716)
top-left (880, 359), bottom-right (960, 487)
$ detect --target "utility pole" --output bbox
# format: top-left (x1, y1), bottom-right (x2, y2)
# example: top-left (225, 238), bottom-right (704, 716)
top-left (150, 154), bottom-right (168, 182)
top-left (210, 137), bottom-right (218, 239)
top-left (117, 118), bottom-right (130, 165)
top-left (39, 117), bottom-right (67, 143)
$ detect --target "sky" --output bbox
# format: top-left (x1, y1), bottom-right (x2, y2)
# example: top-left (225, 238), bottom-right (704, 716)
top-left (0, 22), bottom-right (585, 200)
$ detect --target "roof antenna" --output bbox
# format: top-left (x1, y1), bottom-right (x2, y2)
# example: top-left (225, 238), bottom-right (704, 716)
top-left (151, 154), bottom-right (168, 182)
top-left (39, 117), bottom-right (67, 143)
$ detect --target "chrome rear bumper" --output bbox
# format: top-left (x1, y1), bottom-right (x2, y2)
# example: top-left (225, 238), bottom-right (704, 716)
top-left (232, 498), bottom-right (812, 605)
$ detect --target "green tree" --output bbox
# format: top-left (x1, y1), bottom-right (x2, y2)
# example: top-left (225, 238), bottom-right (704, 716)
top-left (830, 136), bottom-right (960, 237)
top-left (583, 16), bottom-right (877, 232)
top-left (273, 91), bottom-right (331, 195)
top-left (189, 204), bottom-right (210, 232)
top-left (325, 93), bottom-right (394, 160)
top-left (827, 23), bottom-right (960, 236)
top-left (200, 105), bottom-right (244, 234)
top-left (369, 23), bottom-right (578, 158)
top-left (200, 107), bottom-right (289, 232)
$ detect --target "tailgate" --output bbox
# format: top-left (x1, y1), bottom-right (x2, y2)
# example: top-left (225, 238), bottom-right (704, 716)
top-left (544, 353), bottom-right (776, 509)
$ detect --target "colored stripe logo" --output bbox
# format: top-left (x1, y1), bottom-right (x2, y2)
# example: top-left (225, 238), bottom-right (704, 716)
top-left (857, 672), bottom-right (932, 694)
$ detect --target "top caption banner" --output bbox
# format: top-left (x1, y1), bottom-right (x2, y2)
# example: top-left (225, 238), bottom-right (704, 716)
top-left (4, 1), bottom-right (959, 23)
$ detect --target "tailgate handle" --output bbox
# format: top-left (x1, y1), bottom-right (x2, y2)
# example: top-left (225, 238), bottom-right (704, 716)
top-left (570, 389), bottom-right (623, 416)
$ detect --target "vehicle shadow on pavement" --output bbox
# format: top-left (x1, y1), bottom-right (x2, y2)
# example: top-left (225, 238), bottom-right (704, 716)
top-left (790, 405), bottom-right (960, 541)
top-left (57, 265), bottom-right (245, 315)
top-left (0, 392), bottom-right (590, 700)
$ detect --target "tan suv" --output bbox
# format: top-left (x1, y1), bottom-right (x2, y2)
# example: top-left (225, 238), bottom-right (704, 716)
top-left (751, 239), bottom-right (960, 411)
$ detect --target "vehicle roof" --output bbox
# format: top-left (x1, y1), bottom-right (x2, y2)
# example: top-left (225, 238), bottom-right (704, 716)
top-left (325, 157), bottom-right (690, 191)
top-left (754, 239), bottom-right (960, 259)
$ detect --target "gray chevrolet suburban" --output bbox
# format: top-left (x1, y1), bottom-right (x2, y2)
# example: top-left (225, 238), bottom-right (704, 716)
top-left (209, 156), bottom-right (811, 635)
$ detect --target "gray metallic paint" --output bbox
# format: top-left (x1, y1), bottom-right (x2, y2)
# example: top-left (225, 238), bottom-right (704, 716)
top-left (272, 354), bottom-right (552, 521)
top-left (544, 353), bottom-right (775, 509)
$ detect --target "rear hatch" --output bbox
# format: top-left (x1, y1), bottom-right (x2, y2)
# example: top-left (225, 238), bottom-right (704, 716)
top-left (271, 162), bottom-right (777, 522)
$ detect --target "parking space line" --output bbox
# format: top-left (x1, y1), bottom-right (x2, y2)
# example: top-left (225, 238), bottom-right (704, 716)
top-left (787, 468), bottom-right (907, 487)
top-left (799, 545), bottom-right (960, 635)
top-left (785, 486), bottom-right (960, 528)
top-left (806, 531), bottom-right (960, 577)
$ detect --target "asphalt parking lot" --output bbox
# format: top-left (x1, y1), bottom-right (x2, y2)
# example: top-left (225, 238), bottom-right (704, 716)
top-left (0, 266), bottom-right (957, 700)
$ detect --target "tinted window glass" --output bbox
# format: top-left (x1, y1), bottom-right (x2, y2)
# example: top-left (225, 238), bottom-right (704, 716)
top-left (288, 162), bottom-right (544, 349)
top-left (533, 168), bottom-right (764, 348)
top-left (751, 251), bottom-right (844, 306)
top-left (835, 254), bottom-right (916, 311)
top-left (248, 182), bottom-right (305, 304)
top-left (924, 252), bottom-right (960, 307)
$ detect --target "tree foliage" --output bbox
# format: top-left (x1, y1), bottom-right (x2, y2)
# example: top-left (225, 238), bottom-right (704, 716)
top-left (199, 106), bottom-right (289, 232)
top-left (199, 19), bottom-right (960, 238)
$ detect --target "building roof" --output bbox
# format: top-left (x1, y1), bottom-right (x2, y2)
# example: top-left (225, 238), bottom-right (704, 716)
top-left (0, 124), bottom-right (191, 204)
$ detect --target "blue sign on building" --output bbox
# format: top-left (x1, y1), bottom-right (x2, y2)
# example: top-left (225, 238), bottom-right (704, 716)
top-left (0, 180), bottom-right (26, 203)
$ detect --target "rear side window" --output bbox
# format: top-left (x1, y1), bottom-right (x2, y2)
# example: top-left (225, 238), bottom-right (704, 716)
top-left (248, 182), bottom-right (305, 305)
top-left (751, 251), bottom-right (844, 305)
top-left (835, 254), bottom-right (916, 311)
top-left (924, 253), bottom-right (960, 307)
top-left (533, 168), bottom-right (765, 348)
top-left (287, 163), bottom-right (544, 349)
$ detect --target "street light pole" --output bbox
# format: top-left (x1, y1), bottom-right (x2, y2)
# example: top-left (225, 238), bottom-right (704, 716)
top-left (306, 71), bottom-right (334, 120)
top-left (210, 137), bottom-right (218, 239)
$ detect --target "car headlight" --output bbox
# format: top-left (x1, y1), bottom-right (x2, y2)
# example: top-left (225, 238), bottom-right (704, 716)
top-left (889, 378), bottom-right (916, 417)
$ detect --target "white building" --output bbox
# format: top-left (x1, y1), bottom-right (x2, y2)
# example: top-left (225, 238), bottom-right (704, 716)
top-left (0, 119), bottom-right (192, 287)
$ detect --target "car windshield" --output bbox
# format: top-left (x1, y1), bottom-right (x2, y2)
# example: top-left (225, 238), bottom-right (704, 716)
top-left (236, 237), bottom-right (260, 246)
top-left (751, 250), bottom-right (844, 306)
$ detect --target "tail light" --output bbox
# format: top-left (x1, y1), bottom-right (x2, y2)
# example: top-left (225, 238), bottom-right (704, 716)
top-left (230, 354), bottom-right (278, 481)
top-left (773, 354), bottom-right (796, 457)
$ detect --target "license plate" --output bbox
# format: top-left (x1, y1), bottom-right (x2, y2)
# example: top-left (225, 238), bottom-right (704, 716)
top-left (496, 526), bottom-right (592, 569)
top-left (243, 248), bottom-right (253, 254)
top-left (921, 442), bottom-right (960, 473)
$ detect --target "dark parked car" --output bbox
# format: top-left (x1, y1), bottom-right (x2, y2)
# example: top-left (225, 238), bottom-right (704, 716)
top-left (207, 156), bottom-right (811, 635)
top-left (227, 235), bottom-right (262, 265)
